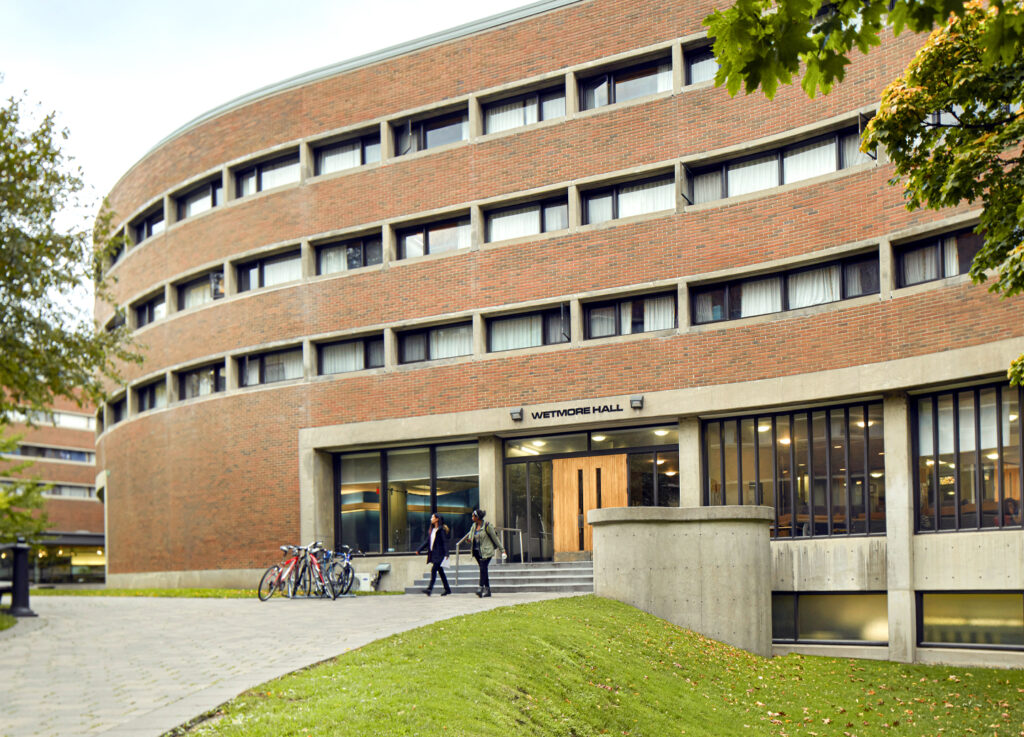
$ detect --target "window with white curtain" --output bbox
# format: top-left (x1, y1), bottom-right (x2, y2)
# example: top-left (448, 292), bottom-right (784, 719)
top-left (685, 45), bottom-right (717, 85)
top-left (393, 110), bottom-right (469, 156)
top-left (132, 208), bottom-right (164, 244)
top-left (485, 198), bottom-right (568, 242)
top-left (176, 179), bottom-right (222, 220)
top-left (896, 231), bottom-right (982, 287)
top-left (579, 57), bottom-right (672, 110)
top-left (782, 138), bottom-right (837, 184)
top-left (235, 152), bottom-right (300, 197)
top-left (135, 381), bottom-right (166, 412)
top-left (488, 307), bottom-right (569, 352)
top-left (178, 271), bottom-right (224, 310)
top-left (178, 363), bottom-right (225, 399)
top-left (317, 235), bottom-right (383, 275)
top-left (319, 337), bottom-right (385, 374)
top-left (237, 250), bottom-right (302, 292)
top-left (692, 253), bottom-right (880, 324)
top-left (399, 324), bottom-right (472, 364)
top-left (728, 155), bottom-right (779, 197)
top-left (398, 218), bottom-right (471, 259)
top-left (584, 292), bottom-right (677, 339)
top-left (584, 175), bottom-right (674, 224)
top-left (242, 348), bottom-right (303, 386)
top-left (314, 133), bottom-right (381, 175)
top-left (484, 87), bottom-right (565, 134)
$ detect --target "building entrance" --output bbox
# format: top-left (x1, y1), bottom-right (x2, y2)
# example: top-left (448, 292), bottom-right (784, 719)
top-left (552, 454), bottom-right (627, 556)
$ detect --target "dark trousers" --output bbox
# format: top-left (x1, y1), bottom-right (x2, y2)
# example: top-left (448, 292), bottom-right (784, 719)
top-left (428, 561), bottom-right (450, 593)
top-left (475, 554), bottom-right (492, 588)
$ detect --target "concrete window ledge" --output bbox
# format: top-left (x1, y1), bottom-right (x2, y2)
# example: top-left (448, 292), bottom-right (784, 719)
top-left (589, 505), bottom-right (775, 657)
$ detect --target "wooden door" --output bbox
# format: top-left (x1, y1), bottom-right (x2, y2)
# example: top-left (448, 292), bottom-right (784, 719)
top-left (552, 454), bottom-right (627, 554)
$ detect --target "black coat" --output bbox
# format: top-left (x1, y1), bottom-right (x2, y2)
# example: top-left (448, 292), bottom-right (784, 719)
top-left (417, 526), bottom-right (449, 564)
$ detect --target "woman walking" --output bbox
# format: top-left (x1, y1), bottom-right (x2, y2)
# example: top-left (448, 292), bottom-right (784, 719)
top-left (416, 513), bottom-right (451, 596)
top-left (469, 509), bottom-right (505, 598)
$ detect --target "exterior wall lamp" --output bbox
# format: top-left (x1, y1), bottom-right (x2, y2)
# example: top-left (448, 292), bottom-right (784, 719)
top-left (510, 407), bottom-right (524, 421)
top-left (629, 395), bottom-right (644, 410)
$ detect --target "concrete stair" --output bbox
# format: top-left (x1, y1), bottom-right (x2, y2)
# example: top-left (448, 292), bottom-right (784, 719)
top-left (405, 560), bottom-right (593, 595)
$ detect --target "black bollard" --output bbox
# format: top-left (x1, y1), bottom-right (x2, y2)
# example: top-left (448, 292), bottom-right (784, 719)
top-left (9, 536), bottom-right (37, 618)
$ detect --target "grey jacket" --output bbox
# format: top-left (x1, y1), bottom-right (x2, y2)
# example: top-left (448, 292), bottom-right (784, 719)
top-left (470, 521), bottom-right (504, 559)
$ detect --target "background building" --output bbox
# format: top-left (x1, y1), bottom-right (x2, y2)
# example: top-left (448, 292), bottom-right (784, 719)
top-left (98, 0), bottom-right (1023, 665)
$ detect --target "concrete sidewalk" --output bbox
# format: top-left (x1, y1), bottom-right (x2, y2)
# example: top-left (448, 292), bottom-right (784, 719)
top-left (0, 591), bottom-right (577, 737)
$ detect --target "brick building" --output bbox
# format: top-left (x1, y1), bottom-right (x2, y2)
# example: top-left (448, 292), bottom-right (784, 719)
top-left (97, 0), bottom-right (1023, 664)
top-left (2, 396), bottom-right (103, 582)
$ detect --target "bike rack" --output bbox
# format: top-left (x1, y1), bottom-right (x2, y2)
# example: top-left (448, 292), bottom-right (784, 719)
top-left (453, 526), bottom-right (522, 585)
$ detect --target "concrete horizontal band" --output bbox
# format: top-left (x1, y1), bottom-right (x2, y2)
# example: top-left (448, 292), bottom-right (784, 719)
top-left (588, 505), bottom-right (775, 525)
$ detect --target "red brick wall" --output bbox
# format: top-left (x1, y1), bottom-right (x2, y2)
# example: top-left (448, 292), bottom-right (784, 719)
top-left (44, 499), bottom-right (104, 534)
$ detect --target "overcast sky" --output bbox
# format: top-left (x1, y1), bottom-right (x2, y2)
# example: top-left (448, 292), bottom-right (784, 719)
top-left (0, 0), bottom-right (528, 205)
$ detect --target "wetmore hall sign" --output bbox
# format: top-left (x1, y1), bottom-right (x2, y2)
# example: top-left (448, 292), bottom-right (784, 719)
top-left (531, 404), bottom-right (625, 420)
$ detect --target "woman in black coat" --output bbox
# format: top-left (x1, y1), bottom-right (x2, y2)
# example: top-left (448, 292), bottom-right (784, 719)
top-left (416, 513), bottom-right (451, 596)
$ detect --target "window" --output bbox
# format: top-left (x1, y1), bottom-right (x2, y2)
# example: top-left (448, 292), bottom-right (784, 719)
top-left (177, 271), bottom-right (224, 310)
top-left (105, 311), bottom-right (126, 334)
top-left (319, 336), bottom-right (385, 374)
top-left (773, 593), bottom-right (889, 643)
top-left (579, 56), bottom-right (672, 110)
top-left (132, 208), bottom-right (165, 244)
top-left (8, 409), bottom-right (95, 430)
top-left (12, 445), bottom-right (95, 463)
top-left (43, 484), bottom-right (97, 499)
top-left (704, 401), bottom-right (886, 538)
top-left (488, 306), bottom-right (570, 352)
top-left (919, 592), bottom-right (1024, 650)
top-left (399, 323), bottom-right (473, 364)
top-left (397, 217), bottom-right (471, 259)
top-left (485, 197), bottom-right (568, 242)
top-left (109, 397), bottom-right (126, 425)
top-left (585, 292), bottom-right (676, 338)
top-left (240, 348), bottom-right (304, 386)
top-left (685, 45), bottom-right (717, 85)
top-left (896, 230), bottom-right (983, 287)
top-left (134, 293), bottom-right (166, 328)
top-left (336, 443), bottom-right (479, 555)
top-left (235, 153), bottom-right (300, 197)
top-left (314, 133), bottom-right (381, 175)
top-left (177, 363), bottom-right (226, 400)
top-left (317, 235), bottom-right (383, 275)
top-left (393, 110), bottom-right (469, 156)
top-left (135, 380), bottom-right (167, 413)
top-left (175, 179), bottom-right (222, 220)
top-left (692, 253), bottom-right (879, 324)
top-left (914, 382), bottom-right (1022, 532)
top-left (237, 250), bottom-right (302, 292)
top-left (583, 175), bottom-right (674, 225)
top-left (690, 127), bottom-right (872, 204)
top-left (484, 86), bottom-right (566, 134)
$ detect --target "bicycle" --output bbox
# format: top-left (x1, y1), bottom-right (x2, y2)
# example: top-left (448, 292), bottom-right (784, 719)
top-left (292, 541), bottom-right (338, 600)
top-left (324, 545), bottom-right (362, 595)
top-left (257, 545), bottom-right (302, 601)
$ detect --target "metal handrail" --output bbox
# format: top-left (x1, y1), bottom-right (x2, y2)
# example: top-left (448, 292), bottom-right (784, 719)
top-left (453, 526), bottom-right (523, 585)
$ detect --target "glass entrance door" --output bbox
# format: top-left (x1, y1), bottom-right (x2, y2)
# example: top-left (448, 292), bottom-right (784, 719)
top-left (504, 461), bottom-right (553, 562)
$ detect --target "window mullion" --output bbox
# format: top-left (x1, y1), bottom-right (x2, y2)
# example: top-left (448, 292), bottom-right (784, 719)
top-left (931, 396), bottom-right (940, 532)
top-left (996, 385), bottom-right (1005, 528)
top-left (736, 419), bottom-right (744, 505)
top-left (952, 392), bottom-right (961, 529)
top-left (805, 411), bottom-right (814, 537)
top-left (844, 406), bottom-right (852, 535)
top-left (771, 416), bottom-right (779, 537)
top-left (719, 421), bottom-right (726, 505)
top-left (973, 388), bottom-right (983, 530)
top-left (824, 410), bottom-right (833, 536)
top-left (862, 405), bottom-right (871, 534)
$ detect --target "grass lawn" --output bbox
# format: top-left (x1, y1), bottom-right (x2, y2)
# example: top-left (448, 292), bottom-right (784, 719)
top-left (172, 595), bottom-right (1023, 737)
top-left (0, 611), bottom-right (15, 632)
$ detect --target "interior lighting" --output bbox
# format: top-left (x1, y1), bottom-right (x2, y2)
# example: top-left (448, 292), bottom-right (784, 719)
top-left (531, 440), bottom-right (546, 447)
top-left (592, 435), bottom-right (606, 442)
top-left (986, 452), bottom-right (999, 460)
top-left (926, 460), bottom-right (935, 466)
top-left (757, 424), bottom-right (771, 433)
top-left (870, 471), bottom-right (884, 478)
top-left (855, 420), bottom-right (876, 428)
top-left (97, 550), bottom-right (104, 556)
top-left (664, 471), bottom-right (677, 477)
top-left (1011, 414), bottom-right (1019, 422)
top-left (778, 437), bottom-right (791, 445)
top-left (654, 429), bottom-right (669, 436)
top-left (656, 458), bottom-right (665, 465)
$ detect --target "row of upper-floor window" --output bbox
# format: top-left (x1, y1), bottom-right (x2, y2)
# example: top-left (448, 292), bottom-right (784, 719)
top-left (3, 443), bottom-right (95, 464)
top-left (0, 479), bottom-right (98, 499)
top-left (6, 409), bottom-right (97, 431)
top-left (106, 39), bottom-right (726, 266)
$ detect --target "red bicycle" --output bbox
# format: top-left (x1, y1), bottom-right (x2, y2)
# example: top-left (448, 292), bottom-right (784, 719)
top-left (257, 545), bottom-right (302, 601)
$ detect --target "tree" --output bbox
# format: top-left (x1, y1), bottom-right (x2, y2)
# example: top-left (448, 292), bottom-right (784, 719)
top-left (705, 0), bottom-right (1024, 383)
top-left (0, 88), bottom-right (138, 541)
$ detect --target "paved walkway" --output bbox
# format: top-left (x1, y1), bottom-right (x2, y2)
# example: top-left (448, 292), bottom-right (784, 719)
top-left (0, 591), bottom-right (577, 737)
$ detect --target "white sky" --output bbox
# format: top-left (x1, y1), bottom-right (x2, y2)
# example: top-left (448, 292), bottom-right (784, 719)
top-left (0, 0), bottom-right (528, 205)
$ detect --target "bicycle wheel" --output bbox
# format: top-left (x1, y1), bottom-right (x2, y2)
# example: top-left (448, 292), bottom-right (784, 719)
top-left (293, 561), bottom-right (312, 598)
top-left (340, 563), bottom-right (355, 595)
top-left (257, 565), bottom-right (280, 601)
top-left (326, 558), bottom-right (345, 589)
top-left (283, 562), bottom-right (302, 598)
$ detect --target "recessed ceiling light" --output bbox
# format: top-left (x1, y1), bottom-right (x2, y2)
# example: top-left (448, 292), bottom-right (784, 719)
top-left (664, 471), bottom-right (677, 477)
top-left (757, 424), bottom-right (771, 433)
top-left (654, 429), bottom-right (669, 436)
top-left (656, 458), bottom-right (665, 465)
top-left (779, 437), bottom-right (791, 445)
top-left (531, 440), bottom-right (546, 447)
top-left (592, 435), bottom-right (606, 442)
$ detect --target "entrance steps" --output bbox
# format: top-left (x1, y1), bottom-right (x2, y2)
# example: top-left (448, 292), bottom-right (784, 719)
top-left (404, 560), bottom-right (593, 595)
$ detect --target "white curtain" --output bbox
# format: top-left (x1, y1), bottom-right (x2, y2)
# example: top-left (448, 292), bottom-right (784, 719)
top-left (322, 342), bottom-right (364, 374)
top-left (263, 349), bottom-right (303, 383)
top-left (619, 301), bottom-right (634, 334)
top-left (485, 100), bottom-right (526, 134)
top-left (688, 55), bottom-right (718, 84)
top-left (942, 236), bottom-right (959, 276)
top-left (901, 245), bottom-right (940, 285)
top-left (319, 245), bottom-right (346, 274)
top-left (367, 339), bottom-right (384, 368)
top-left (318, 141), bottom-right (361, 174)
top-left (586, 192), bottom-right (614, 224)
top-left (428, 222), bottom-right (470, 253)
top-left (841, 132), bottom-right (871, 168)
top-left (260, 158), bottom-right (300, 190)
top-left (788, 265), bottom-right (840, 309)
top-left (182, 187), bottom-right (212, 218)
top-left (402, 232), bottom-right (425, 259)
top-left (236, 171), bottom-right (257, 197)
top-left (589, 305), bottom-right (617, 337)
top-left (153, 382), bottom-right (167, 409)
top-left (263, 254), bottom-right (302, 287)
top-left (491, 315), bottom-right (542, 351)
top-left (618, 178), bottom-right (674, 218)
top-left (693, 170), bottom-right (722, 204)
top-left (182, 280), bottom-right (211, 309)
top-left (783, 139), bottom-right (837, 183)
top-left (581, 78), bottom-right (609, 109)
top-left (694, 293), bottom-right (717, 323)
top-left (430, 324), bottom-right (473, 359)
top-left (739, 277), bottom-right (782, 317)
top-left (727, 155), bottom-right (778, 197)
top-left (152, 298), bottom-right (167, 321)
top-left (643, 294), bottom-right (675, 331)
top-left (488, 205), bottom-right (540, 241)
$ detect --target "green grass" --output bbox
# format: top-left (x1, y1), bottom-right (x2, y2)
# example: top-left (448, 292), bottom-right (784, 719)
top-left (0, 611), bottom-right (16, 632)
top-left (171, 595), bottom-right (1024, 737)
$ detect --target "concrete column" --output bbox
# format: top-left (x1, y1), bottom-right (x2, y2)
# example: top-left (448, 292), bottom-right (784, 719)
top-left (162, 195), bottom-right (174, 227)
top-left (380, 120), bottom-right (394, 160)
top-left (468, 95), bottom-right (483, 139)
top-left (883, 391), bottom-right (915, 663)
top-left (472, 313), bottom-right (487, 356)
top-left (671, 42), bottom-right (684, 93)
top-left (163, 372), bottom-right (174, 406)
top-left (382, 223), bottom-right (397, 265)
top-left (470, 204), bottom-right (484, 250)
top-left (565, 72), bottom-right (578, 117)
top-left (569, 298), bottom-right (583, 345)
top-left (301, 449), bottom-right (336, 547)
top-left (674, 161), bottom-right (685, 212)
top-left (568, 184), bottom-right (581, 229)
top-left (223, 259), bottom-right (237, 297)
top-left (677, 281), bottom-right (691, 331)
top-left (226, 355), bottom-right (240, 390)
top-left (302, 339), bottom-right (314, 380)
top-left (225, 165), bottom-right (238, 201)
top-left (878, 238), bottom-right (894, 300)
top-left (300, 239), bottom-right (315, 278)
top-left (299, 141), bottom-right (314, 182)
top-left (478, 435), bottom-right (504, 530)
top-left (678, 416), bottom-right (702, 507)
top-left (384, 327), bottom-right (398, 369)
top-left (126, 386), bottom-right (137, 417)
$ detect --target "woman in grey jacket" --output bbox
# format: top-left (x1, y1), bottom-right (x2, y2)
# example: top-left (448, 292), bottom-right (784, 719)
top-left (469, 509), bottom-right (505, 598)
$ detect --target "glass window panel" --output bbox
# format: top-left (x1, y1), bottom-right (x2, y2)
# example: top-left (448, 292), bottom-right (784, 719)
top-left (587, 304), bottom-right (618, 338)
top-left (386, 448), bottom-right (431, 554)
top-left (401, 231), bottom-right (425, 259)
top-left (810, 411), bottom-right (828, 534)
top-left (423, 114), bottom-right (468, 149)
top-left (900, 243), bottom-right (941, 286)
top-left (345, 244), bottom-right (364, 270)
top-left (727, 155), bottom-right (779, 197)
top-left (585, 191), bottom-right (614, 224)
top-left (544, 310), bottom-right (569, 344)
top-left (757, 418), bottom-right (773, 509)
top-left (706, 421), bottom-right (722, 505)
top-left (580, 76), bottom-right (609, 110)
top-left (723, 420), bottom-right (739, 505)
top-left (958, 390), bottom-right (978, 527)
top-left (797, 594), bottom-right (889, 642)
top-left (782, 138), bottom-right (837, 183)
top-left (776, 417), bottom-right (794, 536)
top-left (542, 201), bottom-right (569, 232)
top-left (436, 444), bottom-right (479, 543)
top-left (505, 433), bottom-right (588, 458)
top-left (957, 232), bottom-right (983, 275)
top-left (260, 157), bottom-right (300, 190)
top-left (181, 185), bottom-right (214, 218)
top-left (262, 253), bottom-right (301, 287)
top-left (921, 593), bottom-right (1024, 647)
top-left (788, 265), bottom-right (840, 309)
top-left (505, 464), bottom-right (528, 560)
top-left (979, 388), bottom-right (999, 527)
top-left (318, 245), bottom-right (346, 275)
top-left (613, 61), bottom-right (671, 103)
top-left (737, 277), bottom-right (782, 318)
top-left (400, 333), bottom-right (428, 363)
top-left (490, 314), bottom-right (543, 352)
top-left (1002, 388), bottom-right (1021, 527)
top-left (540, 91), bottom-right (565, 120)
top-left (841, 131), bottom-right (872, 167)
top-left (262, 349), bottom-right (302, 384)
top-left (321, 341), bottom-right (364, 374)
top-left (317, 141), bottom-right (361, 175)
top-left (657, 451), bottom-right (680, 506)
top-left (340, 452), bottom-right (380, 554)
top-left (943, 236), bottom-right (959, 276)
top-left (937, 394), bottom-right (957, 530)
top-left (740, 419), bottom-right (756, 505)
top-left (617, 178), bottom-right (674, 218)
top-left (642, 294), bottom-right (675, 332)
top-left (694, 287), bottom-right (727, 323)
top-left (181, 278), bottom-right (212, 309)
top-left (485, 99), bottom-right (527, 134)
top-left (591, 426), bottom-right (677, 451)
top-left (366, 338), bottom-right (385, 368)
top-left (427, 221), bottom-right (470, 253)
top-left (771, 594), bottom-right (797, 641)
top-left (488, 205), bottom-right (540, 242)
top-left (429, 323), bottom-right (473, 359)
top-left (628, 453), bottom-right (656, 506)
top-left (830, 410), bottom-right (848, 529)
top-left (917, 397), bottom-right (937, 530)
top-left (794, 414), bottom-right (812, 535)
top-left (844, 257), bottom-right (880, 297)
top-left (236, 170), bottom-right (257, 197)
top-left (687, 48), bottom-right (718, 85)
top-left (364, 138), bottom-right (381, 164)
top-left (848, 407), bottom-right (868, 532)
top-left (364, 238), bottom-right (383, 266)
top-left (693, 170), bottom-right (722, 204)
